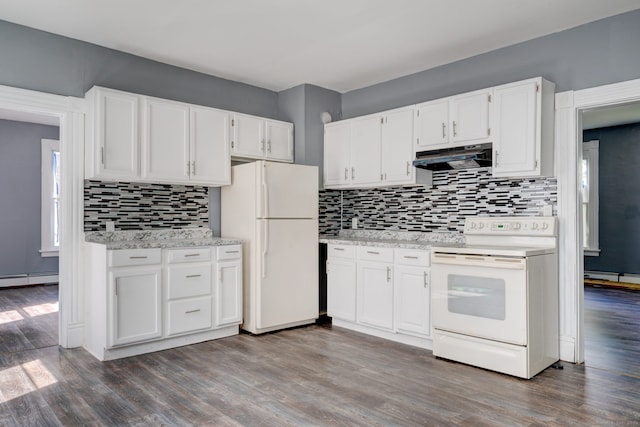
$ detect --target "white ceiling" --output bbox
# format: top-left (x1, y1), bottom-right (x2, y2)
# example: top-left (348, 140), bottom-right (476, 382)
top-left (0, 0), bottom-right (639, 93)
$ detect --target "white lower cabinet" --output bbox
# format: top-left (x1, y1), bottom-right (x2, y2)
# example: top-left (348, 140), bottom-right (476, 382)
top-left (84, 243), bottom-right (243, 361)
top-left (326, 244), bottom-right (432, 349)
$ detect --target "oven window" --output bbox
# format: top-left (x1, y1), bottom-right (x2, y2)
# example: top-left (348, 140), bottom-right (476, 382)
top-left (447, 274), bottom-right (505, 320)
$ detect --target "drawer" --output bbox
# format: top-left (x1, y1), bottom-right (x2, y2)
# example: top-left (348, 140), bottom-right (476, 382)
top-left (217, 245), bottom-right (242, 261)
top-left (328, 244), bottom-right (356, 259)
top-left (395, 249), bottom-right (430, 267)
top-left (109, 248), bottom-right (162, 267)
top-left (166, 264), bottom-right (212, 300)
top-left (357, 246), bottom-right (394, 263)
top-left (166, 247), bottom-right (211, 263)
top-left (167, 296), bottom-right (212, 336)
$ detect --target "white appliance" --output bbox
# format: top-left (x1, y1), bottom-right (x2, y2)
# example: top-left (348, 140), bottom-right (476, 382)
top-left (221, 161), bottom-right (318, 334)
top-left (430, 217), bottom-right (558, 379)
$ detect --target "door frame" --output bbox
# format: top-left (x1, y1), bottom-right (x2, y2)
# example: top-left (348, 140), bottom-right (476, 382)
top-left (0, 84), bottom-right (85, 348)
top-left (555, 77), bottom-right (640, 363)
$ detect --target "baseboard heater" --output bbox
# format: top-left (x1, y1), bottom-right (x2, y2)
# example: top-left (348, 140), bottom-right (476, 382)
top-left (0, 273), bottom-right (59, 288)
top-left (584, 271), bottom-right (640, 285)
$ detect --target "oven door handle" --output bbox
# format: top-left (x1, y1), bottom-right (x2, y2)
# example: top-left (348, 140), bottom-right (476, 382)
top-left (432, 253), bottom-right (525, 270)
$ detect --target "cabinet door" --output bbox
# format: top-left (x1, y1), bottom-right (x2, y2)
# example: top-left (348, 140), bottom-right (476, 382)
top-left (323, 121), bottom-right (351, 187)
top-left (109, 266), bottom-right (162, 347)
top-left (190, 106), bottom-right (231, 185)
top-left (216, 260), bottom-right (243, 326)
top-left (414, 100), bottom-right (449, 149)
top-left (381, 108), bottom-right (414, 185)
top-left (450, 90), bottom-right (491, 144)
top-left (492, 80), bottom-right (539, 177)
top-left (94, 88), bottom-right (140, 179)
top-left (265, 120), bottom-right (294, 163)
top-left (327, 258), bottom-right (357, 322)
top-left (141, 98), bottom-right (190, 182)
top-left (231, 114), bottom-right (264, 159)
top-left (350, 115), bottom-right (381, 186)
top-left (395, 266), bottom-right (430, 337)
top-left (357, 261), bottom-right (393, 330)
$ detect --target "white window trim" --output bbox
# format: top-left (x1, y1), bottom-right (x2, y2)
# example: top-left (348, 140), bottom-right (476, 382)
top-left (582, 139), bottom-right (599, 256)
top-left (41, 138), bottom-right (60, 257)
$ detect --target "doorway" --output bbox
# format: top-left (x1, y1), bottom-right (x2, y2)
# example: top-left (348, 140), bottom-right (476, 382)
top-left (0, 110), bottom-right (61, 352)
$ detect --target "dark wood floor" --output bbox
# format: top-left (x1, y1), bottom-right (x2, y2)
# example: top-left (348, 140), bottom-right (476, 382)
top-left (0, 285), bottom-right (639, 426)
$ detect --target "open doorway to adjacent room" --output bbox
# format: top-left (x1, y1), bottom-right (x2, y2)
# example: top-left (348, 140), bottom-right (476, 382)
top-left (579, 102), bottom-right (640, 377)
top-left (0, 108), bottom-right (61, 353)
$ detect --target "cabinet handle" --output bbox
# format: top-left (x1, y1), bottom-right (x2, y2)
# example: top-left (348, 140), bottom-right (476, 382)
top-left (344, 168), bottom-right (348, 180)
top-left (187, 161), bottom-right (191, 175)
top-left (351, 167), bottom-right (355, 180)
top-left (267, 140), bottom-right (271, 153)
top-left (387, 266), bottom-right (391, 282)
top-left (186, 274), bottom-right (201, 278)
top-left (366, 251), bottom-right (380, 255)
top-left (185, 309), bottom-right (201, 314)
top-left (101, 147), bottom-right (105, 165)
top-left (424, 271), bottom-right (429, 288)
top-left (231, 141), bottom-right (235, 149)
top-left (184, 254), bottom-right (201, 257)
top-left (218, 267), bottom-right (223, 281)
top-left (406, 161), bottom-right (410, 176)
top-left (115, 282), bottom-right (118, 296)
top-left (495, 150), bottom-right (499, 166)
top-left (192, 161), bottom-right (196, 175)
top-left (452, 121), bottom-right (457, 137)
top-left (404, 256), bottom-right (418, 259)
top-left (129, 256), bottom-right (148, 259)
top-left (225, 250), bottom-right (240, 254)
top-left (442, 122), bottom-right (446, 139)
top-left (416, 137), bottom-right (420, 145)
top-left (333, 247), bottom-right (345, 251)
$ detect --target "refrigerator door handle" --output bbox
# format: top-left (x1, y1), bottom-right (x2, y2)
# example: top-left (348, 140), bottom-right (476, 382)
top-left (261, 221), bottom-right (269, 278)
top-left (261, 162), bottom-right (269, 218)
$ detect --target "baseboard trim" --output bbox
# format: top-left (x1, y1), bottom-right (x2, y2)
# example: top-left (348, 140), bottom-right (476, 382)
top-left (0, 273), bottom-right (59, 288)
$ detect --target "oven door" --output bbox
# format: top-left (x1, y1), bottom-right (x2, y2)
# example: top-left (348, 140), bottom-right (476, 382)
top-left (431, 252), bottom-right (528, 346)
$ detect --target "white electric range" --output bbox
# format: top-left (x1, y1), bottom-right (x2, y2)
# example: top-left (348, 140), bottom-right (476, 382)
top-left (430, 216), bottom-right (559, 379)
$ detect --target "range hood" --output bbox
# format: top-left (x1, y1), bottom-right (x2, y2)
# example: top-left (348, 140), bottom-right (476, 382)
top-left (413, 143), bottom-right (492, 171)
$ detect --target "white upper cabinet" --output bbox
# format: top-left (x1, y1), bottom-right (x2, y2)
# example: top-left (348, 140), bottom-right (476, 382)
top-left (350, 114), bottom-right (382, 186)
top-left (85, 87), bottom-right (140, 180)
top-left (190, 106), bottom-right (231, 185)
top-left (231, 113), bottom-right (293, 163)
top-left (414, 99), bottom-right (449, 150)
top-left (141, 97), bottom-right (190, 182)
top-left (381, 107), bottom-right (414, 185)
top-left (449, 89), bottom-right (491, 144)
top-left (492, 77), bottom-right (555, 177)
top-left (323, 121), bottom-right (351, 187)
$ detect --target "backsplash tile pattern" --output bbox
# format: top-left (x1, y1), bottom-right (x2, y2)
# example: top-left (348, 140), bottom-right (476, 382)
top-left (84, 180), bottom-right (209, 231)
top-left (319, 168), bottom-right (557, 235)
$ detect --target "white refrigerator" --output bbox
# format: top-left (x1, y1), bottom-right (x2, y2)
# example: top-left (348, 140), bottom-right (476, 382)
top-left (221, 161), bottom-right (318, 334)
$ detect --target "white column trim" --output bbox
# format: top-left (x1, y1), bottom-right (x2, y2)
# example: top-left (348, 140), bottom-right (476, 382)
top-left (0, 83), bottom-right (85, 348)
top-left (556, 76), bottom-right (640, 363)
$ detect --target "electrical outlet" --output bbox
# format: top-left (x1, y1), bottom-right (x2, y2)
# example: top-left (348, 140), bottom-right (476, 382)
top-left (106, 221), bottom-right (115, 232)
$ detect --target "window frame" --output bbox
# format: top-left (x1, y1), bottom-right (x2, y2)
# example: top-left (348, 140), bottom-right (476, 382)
top-left (40, 138), bottom-right (60, 257)
top-left (582, 139), bottom-right (599, 256)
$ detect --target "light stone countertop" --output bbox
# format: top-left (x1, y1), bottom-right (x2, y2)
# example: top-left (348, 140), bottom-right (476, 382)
top-left (319, 229), bottom-right (464, 251)
top-left (84, 228), bottom-right (241, 250)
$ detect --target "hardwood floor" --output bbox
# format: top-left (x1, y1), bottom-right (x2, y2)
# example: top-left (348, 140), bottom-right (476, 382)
top-left (584, 285), bottom-right (640, 377)
top-left (1, 284), bottom-right (639, 426)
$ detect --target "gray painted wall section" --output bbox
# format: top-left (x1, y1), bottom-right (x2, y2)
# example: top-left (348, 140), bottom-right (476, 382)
top-left (342, 9), bottom-right (640, 118)
top-left (0, 119), bottom-right (59, 276)
top-left (584, 123), bottom-right (640, 275)
top-left (277, 85), bottom-right (306, 164)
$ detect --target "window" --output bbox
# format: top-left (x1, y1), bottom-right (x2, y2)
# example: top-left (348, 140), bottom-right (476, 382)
top-left (582, 140), bottom-right (599, 256)
top-left (41, 139), bottom-right (60, 257)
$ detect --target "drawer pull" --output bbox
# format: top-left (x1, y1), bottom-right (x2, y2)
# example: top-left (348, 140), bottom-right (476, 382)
top-left (404, 256), bottom-right (419, 259)
top-left (185, 309), bottom-right (201, 314)
top-left (184, 253), bottom-right (201, 258)
top-left (186, 274), bottom-right (201, 279)
top-left (333, 248), bottom-right (345, 251)
top-left (224, 250), bottom-right (240, 254)
top-left (367, 251), bottom-right (380, 255)
top-left (129, 256), bottom-right (148, 259)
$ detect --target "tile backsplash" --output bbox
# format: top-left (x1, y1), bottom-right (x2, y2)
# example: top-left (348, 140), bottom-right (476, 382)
top-left (84, 180), bottom-right (209, 231)
top-left (319, 167), bottom-right (557, 235)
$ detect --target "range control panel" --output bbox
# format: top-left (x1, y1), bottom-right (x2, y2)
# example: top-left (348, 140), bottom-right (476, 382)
top-left (464, 217), bottom-right (556, 236)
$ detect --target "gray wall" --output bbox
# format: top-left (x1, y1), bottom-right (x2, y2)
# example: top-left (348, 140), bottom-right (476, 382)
top-left (342, 9), bottom-right (640, 118)
top-left (0, 119), bottom-right (60, 276)
top-left (584, 123), bottom-right (640, 275)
